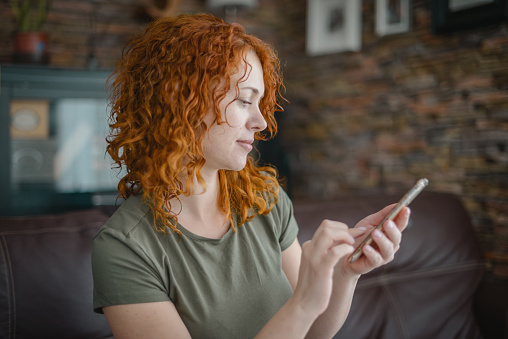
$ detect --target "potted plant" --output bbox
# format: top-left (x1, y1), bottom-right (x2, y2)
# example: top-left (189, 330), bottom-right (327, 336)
top-left (10, 0), bottom-right (51, 64)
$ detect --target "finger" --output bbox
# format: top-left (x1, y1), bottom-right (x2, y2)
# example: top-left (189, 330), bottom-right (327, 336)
top-left (362, 244), bottom-right (384, 267)
top-left (349, 226), bottom-right (368, 238)
top-left (313, 220), bottom-right (355, 249)
top-left (382, 219), bottom-right (402, 247)
top-left (392, 206), bottom-right (411, 232)
top-left (361, 203), bottom-right (399, 227)
top-left (370, 228), bottom-right (396, 262)
top-left (372, 207), bottom-right (409, 256)
top-left (323, 243), bottom-right (355, 268)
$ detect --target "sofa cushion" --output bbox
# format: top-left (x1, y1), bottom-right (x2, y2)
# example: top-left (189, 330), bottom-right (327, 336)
top-left (293, 191), bottom-right (485, 339)
top-left (0, 209), bottom-right (112, 339)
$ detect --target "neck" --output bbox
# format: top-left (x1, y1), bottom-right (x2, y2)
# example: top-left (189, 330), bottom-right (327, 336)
top-left (169, 169), bottom-right (231, 238)
top-left (172, 169), bottom-right (221, 221)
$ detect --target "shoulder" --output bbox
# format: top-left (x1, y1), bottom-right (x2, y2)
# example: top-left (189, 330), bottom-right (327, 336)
top-left (269, 185), bottom-right (294, 220)
top-left (99, 194), bottom-right (152, 237)
top-left (92, 194), bottom-right (166, 259)
top-left (92, 194), bottom-right (172, 279)
top-left (92, 195), bottom-right (173, 313)
top-left (254, 186), bottom-right (298, 250)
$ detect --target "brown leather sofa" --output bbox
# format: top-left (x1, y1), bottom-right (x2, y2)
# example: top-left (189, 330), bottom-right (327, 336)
top-left (0, 191), bottom-right (504, 338)
top-left (0, 209), bottom-right (113, 339)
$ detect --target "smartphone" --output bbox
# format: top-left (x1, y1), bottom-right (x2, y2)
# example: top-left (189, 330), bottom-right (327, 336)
top-left (348, 178), bottom-right (429, 264)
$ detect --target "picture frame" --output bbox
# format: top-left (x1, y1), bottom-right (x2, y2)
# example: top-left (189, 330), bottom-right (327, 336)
top-left (432, 0), bottom-right (508, 34)
top-left (376, 0), bottom-right (411, 36)
top-left (10, 100), bottom-right (50, 140)
top-left (306, 0), bottom-right (362, 56)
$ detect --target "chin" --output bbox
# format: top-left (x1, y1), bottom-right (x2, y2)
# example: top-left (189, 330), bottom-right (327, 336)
top-left (226, 159), bottom-right (248, 172)
top-left (229, 164), bottom-right (247, 172)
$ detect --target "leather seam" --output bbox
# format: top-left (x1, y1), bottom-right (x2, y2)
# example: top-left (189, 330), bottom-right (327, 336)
top-left (0, 221), bottom-right (104, 236)
top-left (1, 236), bottom-right (15, 339)
top-left (0, 236), bottom-right (10, 339)
top-left (357, 261), bottom-right (485, 290)
top-left (381, 273), bottom-right (410, 339)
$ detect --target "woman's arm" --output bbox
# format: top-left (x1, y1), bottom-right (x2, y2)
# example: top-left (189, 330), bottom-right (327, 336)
top-left (103, 301), bottom-right (192, 339)
top-left (281, 205), bottom-right (411, 339)
top-left (252, 221), bottom-right (359, 339)
top-left (102, 287), bottom-right (317, 339)
top-left (280, 223), bottom-right (363, 339)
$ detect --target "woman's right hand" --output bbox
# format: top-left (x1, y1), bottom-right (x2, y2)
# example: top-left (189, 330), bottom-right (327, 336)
top-left (290, 220), bottom-right (365, 318)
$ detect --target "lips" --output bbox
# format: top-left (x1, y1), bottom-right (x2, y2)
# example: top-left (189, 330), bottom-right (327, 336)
top-left (237, 139), bottom-right (254, 152)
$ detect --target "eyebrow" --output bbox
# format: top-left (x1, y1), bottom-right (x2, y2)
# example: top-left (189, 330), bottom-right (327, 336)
top-left (239, 86), bottom-right (263, 97)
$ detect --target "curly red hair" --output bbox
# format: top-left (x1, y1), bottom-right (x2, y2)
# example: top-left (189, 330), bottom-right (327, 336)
top-left (107, 13), bottom-right (285, 235)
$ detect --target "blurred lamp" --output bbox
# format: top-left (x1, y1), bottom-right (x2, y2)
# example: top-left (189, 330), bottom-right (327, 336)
top-left (206, 0), bottom-right (258, 22)
top-left (206, 0), bottom-right (258, 9)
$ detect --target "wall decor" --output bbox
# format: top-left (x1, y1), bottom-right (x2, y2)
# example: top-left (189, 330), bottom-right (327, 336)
top-left (10, 99), bottom-right (49, 139)
top-left (306, 0), bottom-right (362, 56)
top-left (432, 0), bottom-right (508, 34)
top-left (11, 139), bottom-right (55, 184)
top-left (376, 0), bottom-right (411, 36)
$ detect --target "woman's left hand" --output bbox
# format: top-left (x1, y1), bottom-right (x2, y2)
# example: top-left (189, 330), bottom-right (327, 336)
top-left (341, 205), bottom-right (411, 276)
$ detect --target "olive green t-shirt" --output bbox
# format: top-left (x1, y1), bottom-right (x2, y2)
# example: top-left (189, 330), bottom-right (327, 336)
top-left (92, 188), bottom-right (299, 339)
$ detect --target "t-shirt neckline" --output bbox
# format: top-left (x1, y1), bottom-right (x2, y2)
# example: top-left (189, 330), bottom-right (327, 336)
top-left (175, 219), bottom-right (238, 243)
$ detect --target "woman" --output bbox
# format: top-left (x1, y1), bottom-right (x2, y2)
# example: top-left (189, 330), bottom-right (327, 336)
top-left (92, 13), bottom-right (410, 339)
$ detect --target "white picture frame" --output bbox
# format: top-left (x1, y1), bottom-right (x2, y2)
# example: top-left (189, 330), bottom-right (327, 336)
top-left (376, 0), bottom-right (411, 36)
top-left (306, 0), bottom-right (362, 56)
top-left (448, 0), bottom-right (494, 12)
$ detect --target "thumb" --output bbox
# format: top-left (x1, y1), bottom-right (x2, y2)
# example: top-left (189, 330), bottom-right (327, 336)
top-left (349, 226), bottom-right (368, 238)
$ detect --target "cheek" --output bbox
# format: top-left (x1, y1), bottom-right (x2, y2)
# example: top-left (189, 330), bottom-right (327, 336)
top-left (223, 106), bottom-right (244, 128)
top-left (204, 124), bottom-right (228, 148)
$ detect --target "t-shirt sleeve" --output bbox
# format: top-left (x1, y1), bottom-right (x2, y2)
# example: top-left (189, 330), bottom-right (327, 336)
top-left (92, 227), bottom-right (170, 313)
top-left (275, 187), bottom-right (299, 251)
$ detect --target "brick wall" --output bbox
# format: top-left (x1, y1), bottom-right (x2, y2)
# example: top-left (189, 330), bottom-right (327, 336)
top-left (2, 0), bottom-right (507, 276)
top-left (0, 0), bottom-right (207, 68)
top-left (269, 0), bottom-right (508, 277)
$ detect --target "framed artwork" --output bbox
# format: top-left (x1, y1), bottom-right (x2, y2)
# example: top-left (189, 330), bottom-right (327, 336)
top-left (10, 100), bottom-right (49, 139)
top-left (306, 0), bottom-right (362, 56)
top-left (432, 0), bottom-right (508, 34)
top-left (376, 0), bottom-right (411, 36)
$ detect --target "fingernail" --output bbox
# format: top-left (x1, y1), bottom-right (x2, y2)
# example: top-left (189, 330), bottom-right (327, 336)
top-left (387, 221), bottom-right (395, 229)
top-left (357, 227), bottom-right (367, 232)
top-left (364, 245), bottom-right (373, 252)
top-left (373, 230), bottom-right (382, 238)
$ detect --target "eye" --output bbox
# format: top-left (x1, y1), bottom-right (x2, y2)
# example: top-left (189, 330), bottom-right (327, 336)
top-left (238, 99), bottom-right (252, 107)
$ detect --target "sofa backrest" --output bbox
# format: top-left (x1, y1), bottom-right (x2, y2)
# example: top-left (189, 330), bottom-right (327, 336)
top-left (0, 209), bottom-right (112, 339)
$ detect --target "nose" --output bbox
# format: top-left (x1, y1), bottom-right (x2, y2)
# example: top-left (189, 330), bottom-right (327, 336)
top-left (248, 105), bottom-right (267, 132)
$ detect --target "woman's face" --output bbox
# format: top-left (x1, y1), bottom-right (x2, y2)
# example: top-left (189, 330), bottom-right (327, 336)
top-left (201, 50), bottom-right (267, 173)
